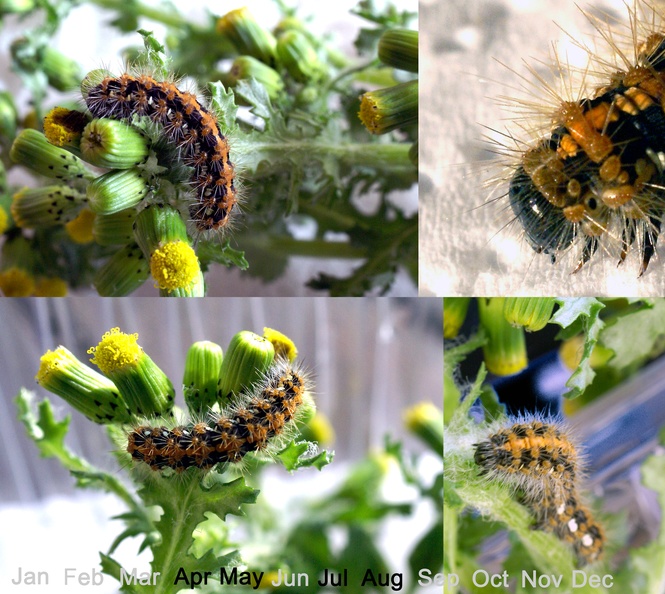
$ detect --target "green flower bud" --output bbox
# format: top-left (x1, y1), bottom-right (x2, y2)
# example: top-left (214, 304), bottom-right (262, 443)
top-left (80, 69), bottom-right (115, 101)
top-left (10, 129), bottom-right (95, 181)
top-left (93, 243), bottom-right (149, 297)
top-left (87, 168), bottom-right (149, 215)
top-left (503, 298), bottom-right (556, 332)
top-left (218, 331), bottom-right (275, 402)
top-left (41, 47), bottom-right (83, 91)
top-left (36, 346), bottom-right (132, 424)
top-left (443, 297), bottom-right (471, 339)
top-left (183, 341), bottom-right (224, 414)
top-left (11, 185), bottom-right (85, 228)
top-left (228, 56), bottom-right (284, 99)
top-left (276, 30), bottom-right (324, 83)
top-left (273, 16), bottom-right (311, 39)
top-left (404, 402), bottom-right (443, 457)
top-left (0, 91), bottom-right (18, 140)
top-left (217, 7), bottom-right (277, 66)
top-left (93, 208), bottom-right (136, 246)
top-left (478, 298), bottom-right (528, 376)
top-left (263, 327), bottom-right (298, 362)
top-left (80, 119), bottom-right (149, 169)
top-left (11, 38), bottom-right (81, 91)
top-left (358, 80), bottom-right (418, 135)
top-left (88, 327), bottom-right (175, 418)
top-left (378, 29), bottom-right (418, 73)
top-left (133, 203), bottom-right (189, 257)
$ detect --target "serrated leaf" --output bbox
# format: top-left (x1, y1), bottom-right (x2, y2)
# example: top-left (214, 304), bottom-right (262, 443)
top-left (235, 79), bottom-right (273, 121)
top-left (276, 440), bottom-right (334, 471)
top-left (137, 470), bottom-right (258, 592)
top-left (599, 299), bottom-right (665, 373)
top-left (100, 553), bottom-right (149, 594)
top-left (197, 239), bottom-right (248, 271)
top-left (15, 389), bottom-right (90, 472)
top-left (550, 298), bottom-right (606, 398)
top-left (207, 81), bottom-right (239, 134)
top-left (136, 29), bottom-right (169, 79)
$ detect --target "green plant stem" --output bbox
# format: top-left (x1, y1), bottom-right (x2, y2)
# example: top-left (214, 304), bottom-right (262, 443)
top-left (89, 0), bottom-right (190, 29)
top-left (236, 236), bottom-right (367, 259)
top-left (298, 202), bottom-right (359, 231)
top-left (246, 141), bottom-right (413, 177)
top-left (154, 479), bottom-right (198, 594)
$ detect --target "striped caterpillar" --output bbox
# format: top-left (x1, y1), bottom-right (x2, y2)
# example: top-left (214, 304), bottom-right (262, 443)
top-left (127, 363), bottom-right (305, 471)
top-left (474, 419), bottom-right (604, 566)
top-left (83, 73), bottom-right (237, 232)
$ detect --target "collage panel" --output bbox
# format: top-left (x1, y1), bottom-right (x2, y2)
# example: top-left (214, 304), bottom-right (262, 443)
top-left (443, 298), bottom-right (665, 593)
top-left (0, 0), bottom-right (417, 298)
top-left (421, 0), bottom-right (665, 296)
top-left (0, 298), bottom-right (442, 594)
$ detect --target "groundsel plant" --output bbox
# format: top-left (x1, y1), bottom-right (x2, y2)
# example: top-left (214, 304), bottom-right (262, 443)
top-left (0, 1), bottom-right (417, 296)
top-left (18, 326), bottom-right (332, 593)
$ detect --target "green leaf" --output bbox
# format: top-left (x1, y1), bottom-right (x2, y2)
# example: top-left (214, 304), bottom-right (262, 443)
top-left (136, 470), bottom-right (258, 593)
top-left (599, 299), bottom-right (665, 372)
top-left (197, 239), bottom-right (248, 271)
top-left (100, 553), bottom-right (150, 594)
top-left (235, 78), bottom-right (273, 121)
top-left (275, 440), bottom-right (334, 471)
top-left (136, 30), bottom-right (169, 80)
top-left (550, 298), bottom-right (606, 398)
top-left (15, 388), bottom-right (90, 472)
top-left (207, 81), bottom-right (239, 134)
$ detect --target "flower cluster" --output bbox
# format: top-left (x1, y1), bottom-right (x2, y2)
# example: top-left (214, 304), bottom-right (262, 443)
top-left (36, 325), bottom-right (303, 426)
top-left (358, 28), bottom-right (418, 163)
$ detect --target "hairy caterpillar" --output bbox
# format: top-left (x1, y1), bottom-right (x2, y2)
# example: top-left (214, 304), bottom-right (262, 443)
top-left (127, 362), bottom-right (305, 471)
top-left (473, 419), bottom-right (604, 566)
top-left (83, 73), bottom-right (237, 232)
top-left (494, 0), bottom-right (665, 276)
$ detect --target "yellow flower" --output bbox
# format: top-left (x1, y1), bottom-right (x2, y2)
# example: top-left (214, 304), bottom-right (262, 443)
top-left (88, 327), bottom-right (175, 417)
top-left (88, 327), bottom-right (141, 374)
top-left (43, 107), bottom-right (88, 147)
top-left (263, 327), bottom-right (298, 362)
top-left (34, 277), bottom-right (68, 296)
top-left (150, 240), bottom-right (201, 292)
top-left (0, 266), bottom-right (34, 296)
top-left (66, 208), bottom-right (96, 244)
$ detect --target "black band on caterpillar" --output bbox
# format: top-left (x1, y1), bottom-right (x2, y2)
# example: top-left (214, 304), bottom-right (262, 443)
top-left (84, 73), bottom-right (237, 232)
top-left (127, 364), bottom-right (305, 471)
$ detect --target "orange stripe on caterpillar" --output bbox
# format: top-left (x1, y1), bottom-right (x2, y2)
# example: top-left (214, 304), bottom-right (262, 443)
top-left (127, 364), bottom-right (306, 471)
top-left (84, 73), bottom-right (237, 232)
